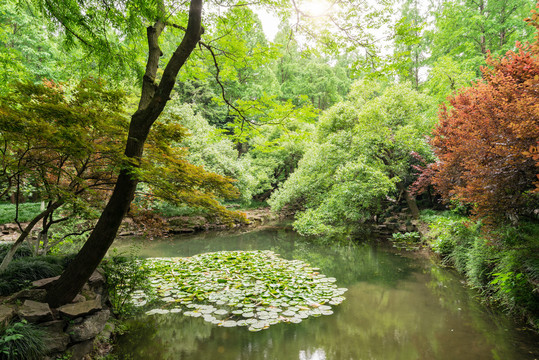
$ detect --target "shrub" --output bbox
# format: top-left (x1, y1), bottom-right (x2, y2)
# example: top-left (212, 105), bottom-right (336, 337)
top-left (0, 244), bottom-right (32, 262)
top-left (0, 320), bottom-right (45, 360)
top-left (422, 211), bottom-right (539, 329)
top-left (0, 257), bottom-right (64, 295)
top-left (102, 253), bottom-right (154, 317)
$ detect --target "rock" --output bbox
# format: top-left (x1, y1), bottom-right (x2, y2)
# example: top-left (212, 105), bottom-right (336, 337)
top-left (88, 270), bottom-right (105, 288)
top-left (72, 294), bottom-right (86, 303)
top-left (18, 300), bottom-right (53, 323)
top-left (100, 322), bottom-right (115, 340)
top-left (8, 288), bottom-right (47, 302)
top-left (32, 276), bottom-right (60, 289)
top-left (81, 288), bottom-right (98, 300)
top-left (88, 270), bottom-right (105, 295)
top-left (68, 339), bottom-right (95, 360)
top-left (58, 297), bottom-right (101, 318)
top-left (67, 309), bottom-right (110, 342)
top-left (0, 304), bottom-right (15, 326)
top-left (118, 231), bottom-right (136, 236)
top-left (38, 320), bottom-right (70, 354)
top-left (169, 227), bottom-right (196, 234)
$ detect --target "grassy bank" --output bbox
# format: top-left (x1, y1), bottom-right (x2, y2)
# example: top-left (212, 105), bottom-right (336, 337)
top-left (420, 210), bottom-right (539, 330)
top-left (0, 202), bottom-right (42, 225)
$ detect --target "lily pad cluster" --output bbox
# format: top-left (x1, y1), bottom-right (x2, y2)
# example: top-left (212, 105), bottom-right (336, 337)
top-left (131, 250), bottom-right (347, 331)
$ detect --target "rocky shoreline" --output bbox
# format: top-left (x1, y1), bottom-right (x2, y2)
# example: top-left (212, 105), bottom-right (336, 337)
top-left (0, 270), bottom-right (113, 359)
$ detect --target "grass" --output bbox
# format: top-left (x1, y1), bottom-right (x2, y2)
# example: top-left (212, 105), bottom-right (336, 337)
top-left (0, 203), bottom-right (42, 225)
top-left (421, 209), bottom-right (539, 329)
top-left (0, 251), bottom-right (73, 296)
top-left (0, 244), bottom-right (32, 261)
top-left (0, 320), bottom-right (46, 360)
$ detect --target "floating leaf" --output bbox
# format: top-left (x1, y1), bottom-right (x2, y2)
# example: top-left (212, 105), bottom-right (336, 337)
top-left (131, 250), bottom-right (347, 330)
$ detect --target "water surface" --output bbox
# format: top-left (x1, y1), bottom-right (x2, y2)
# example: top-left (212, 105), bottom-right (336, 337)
top-left (113, 224), bottom-right (539, 360)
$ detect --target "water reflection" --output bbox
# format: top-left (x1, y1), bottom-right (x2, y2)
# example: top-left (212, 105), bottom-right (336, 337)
top-left (113, 224), bottom-right (539, 360)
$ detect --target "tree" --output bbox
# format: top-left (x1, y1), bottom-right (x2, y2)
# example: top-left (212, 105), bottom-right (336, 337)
top-left (430, 44), bottom-right (539, 223)
top-left (392, 0), bottom-right (428, 89)
top-left (270, 80), bottom-right (436, 236)
top-left (422, 56), bottom-right (476, 104)
top-left (428, 0), bottom-right (536, 74)
top-left (0, 79), bottom-right (126, 270)
top-left (27, 0), bottom-right (204, 306)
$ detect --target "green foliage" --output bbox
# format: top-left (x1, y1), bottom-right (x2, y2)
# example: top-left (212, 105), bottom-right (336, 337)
top-left (0, 243), bottom-right (32, 262)
top-left (150, 202), bottom-right (209, 218)
top-left (102, 252), bottom-right (154, 317)
top-left (391, 231), bottom-right (420, 243)
top-left (421, 211), bottom-right (539, 328)
top-left (0, 320), bottom-right (45, 360)
top-left (0, 256), bottom-right (64, 295)
top-left (422, 56), bottom-right (476, 104)
top-left (427, 0), bottom-right (536, 76)
top-left (0, 203), bottom-right (41, 225)
top-left (270, 80), bottom-right (436, 235)
top-left (162, 103), bottom-right (255, 202)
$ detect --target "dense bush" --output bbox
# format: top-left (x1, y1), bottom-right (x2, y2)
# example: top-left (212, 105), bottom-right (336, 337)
top-left (270, 80), bottom-right (436, 235)
top-left (0, 320), bottom-right (45, 360)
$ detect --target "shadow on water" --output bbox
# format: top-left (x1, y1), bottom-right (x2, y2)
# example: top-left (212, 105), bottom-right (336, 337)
top-left (113, 223), bottom-right (539, 360)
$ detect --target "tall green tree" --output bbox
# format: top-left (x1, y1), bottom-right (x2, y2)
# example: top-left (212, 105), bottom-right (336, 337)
top-left (392, 0), bottom-right (428, 88)
top-left (40, 0), bottom-right (205, 306)
top-left (429, 0), bottom-right (536, 74)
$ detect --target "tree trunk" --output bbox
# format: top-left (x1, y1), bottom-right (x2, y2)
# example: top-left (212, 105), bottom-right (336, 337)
top-left (397, 182), bottom-right (420, 220)
top-left (45, 0), bottom-right (204, 308)
top-left (0, 201), bottom-right (63, 272)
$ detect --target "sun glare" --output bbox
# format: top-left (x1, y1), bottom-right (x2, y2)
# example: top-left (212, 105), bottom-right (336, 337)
top-left (300, 0), bottom-right (333, 17)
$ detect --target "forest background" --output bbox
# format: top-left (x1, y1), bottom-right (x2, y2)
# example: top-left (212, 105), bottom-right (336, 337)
top-left (0, 0), bottom-right (538, 329)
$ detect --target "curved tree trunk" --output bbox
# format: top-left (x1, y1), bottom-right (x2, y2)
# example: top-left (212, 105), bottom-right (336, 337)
top-left (45, 0), bottom-right (204, 307)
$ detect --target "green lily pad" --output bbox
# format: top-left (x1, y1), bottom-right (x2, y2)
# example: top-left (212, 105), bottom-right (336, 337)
top-left (127, 250), bottom-right (347, 331)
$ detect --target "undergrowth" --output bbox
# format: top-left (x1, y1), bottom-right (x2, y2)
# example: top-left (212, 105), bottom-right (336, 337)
top-left (0, 320), bottom-right (45, 360)
top-left (421, 209), bottom-right (539, 330)
top-left (102, 249), bottom-right (154, 318)
top-left (0, 255), bottom-right (71, 296)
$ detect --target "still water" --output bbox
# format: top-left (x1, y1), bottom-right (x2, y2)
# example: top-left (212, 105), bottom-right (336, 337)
top-left (112, 223), bottom-right (539, 360)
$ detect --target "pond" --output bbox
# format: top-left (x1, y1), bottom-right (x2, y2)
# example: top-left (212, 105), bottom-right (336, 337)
top-left (112, 223), bottom-right (539, 360)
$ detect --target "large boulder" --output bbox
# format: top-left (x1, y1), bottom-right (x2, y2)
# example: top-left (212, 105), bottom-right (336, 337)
top-left (58, 297), bottom-right (102, 318)
top-left (18, 300), bottom-right (53, 323)
top-left (67, 309), bottom-right (110, 342)
top-left (38, 320), bottom-right (70, 354)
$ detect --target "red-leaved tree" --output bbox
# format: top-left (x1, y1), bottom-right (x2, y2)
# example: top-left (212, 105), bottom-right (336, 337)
top-left (430, 43), bottom-right (539, 223)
